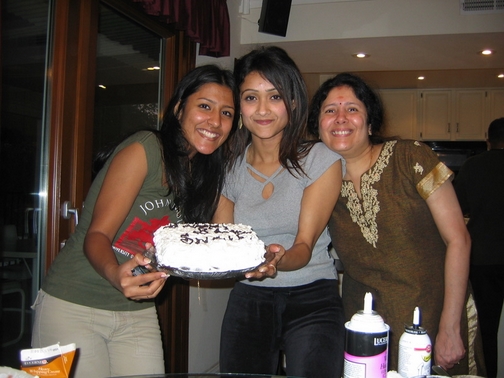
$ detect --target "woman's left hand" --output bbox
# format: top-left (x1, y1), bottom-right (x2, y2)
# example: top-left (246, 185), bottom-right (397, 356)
top-left (244, 243), bottom-right (285, 279)
top-left (427, 180), bottom-right (470, 371)
top-left (434, 324), bottom-right (466, 370)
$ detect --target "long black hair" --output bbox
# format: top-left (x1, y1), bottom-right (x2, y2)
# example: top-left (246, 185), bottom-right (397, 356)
top-left (159, 64), bottom-right (239, 222)
top-left (231, 46), bottom-right (312, 176)
top-left (308, 72), bottom-right (386, 145)
top-left (93, 65), bottom-right (239, 222)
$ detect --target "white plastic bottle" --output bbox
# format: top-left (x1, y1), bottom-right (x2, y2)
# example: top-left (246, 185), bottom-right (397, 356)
top-left (398, 307), bottom-right (432, 378)
top-left (344, 292), bottom-right (390, 378)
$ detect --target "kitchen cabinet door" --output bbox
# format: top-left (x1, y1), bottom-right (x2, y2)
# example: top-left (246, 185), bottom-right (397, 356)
top-left (486, 90), bottom-right (504, 129)
top-left (419, 90), bottom-right (452, 140)
top-left (380, 90), bottom-right (417, 139)
top-left (419, 89), bottom-right (487, 141)
top-left (454, 90), bottom-right (486, 140)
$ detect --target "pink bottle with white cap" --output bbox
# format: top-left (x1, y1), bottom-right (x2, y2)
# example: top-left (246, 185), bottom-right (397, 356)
top-left (344, 292), bottom-right (390, 378)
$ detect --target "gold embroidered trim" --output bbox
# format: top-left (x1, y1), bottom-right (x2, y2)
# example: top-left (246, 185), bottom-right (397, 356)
top-left (341, 140), bottom-right (397, 247)
top-left (416, 162), bottom-right (453, 200)
top-left (466, 293), bottom-right (478, 375)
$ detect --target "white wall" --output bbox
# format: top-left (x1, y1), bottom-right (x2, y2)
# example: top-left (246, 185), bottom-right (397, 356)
top-left (188, 1), bottom-right (241, 372)
top-left (239, 0), bottom-right (504, 46)
top-left (187, 280), bottom-right (234, 373)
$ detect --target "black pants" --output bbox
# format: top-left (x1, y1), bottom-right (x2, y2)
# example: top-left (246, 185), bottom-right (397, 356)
top-left (470, 264), bottom-right (504, 378)
top-left (219, 279), bottom-right (345, 378)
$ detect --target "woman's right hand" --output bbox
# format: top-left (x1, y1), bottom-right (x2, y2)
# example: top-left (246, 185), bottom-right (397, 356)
top-left (84, 141), bottom-right (164, 299)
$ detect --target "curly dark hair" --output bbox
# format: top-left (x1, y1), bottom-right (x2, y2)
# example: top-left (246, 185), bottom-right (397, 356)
top-left (308, 72), bottom-right (385, 145)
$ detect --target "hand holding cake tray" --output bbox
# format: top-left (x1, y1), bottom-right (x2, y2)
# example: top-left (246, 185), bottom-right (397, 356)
top-left (137, 223), bottom-right (268, 280)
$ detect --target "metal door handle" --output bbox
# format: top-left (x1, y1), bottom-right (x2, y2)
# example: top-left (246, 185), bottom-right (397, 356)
top-left (61, 201), bottom-right (79, 226)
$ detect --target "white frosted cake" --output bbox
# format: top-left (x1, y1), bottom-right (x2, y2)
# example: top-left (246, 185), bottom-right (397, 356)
top-left (153, 223), bottom-right (266, 273)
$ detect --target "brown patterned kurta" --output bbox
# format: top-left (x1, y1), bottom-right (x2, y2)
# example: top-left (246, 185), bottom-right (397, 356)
top-left (329, 140), bottom-right (484, 375)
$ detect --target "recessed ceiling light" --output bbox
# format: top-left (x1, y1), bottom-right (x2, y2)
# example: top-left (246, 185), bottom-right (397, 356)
top-left (352, 53), bottom-right (369, 58)
top-left (498, 74), bottom-right (504, 79)
top-left (98, 84), bottom-right (106, 89)
top-left (480, 49), bottom-right (494, 55)
top-left (418, 76), bottom-right (425, 80)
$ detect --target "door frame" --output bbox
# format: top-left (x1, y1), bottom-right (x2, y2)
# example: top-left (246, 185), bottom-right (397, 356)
top-left (45, 0), bottom-right (195, 372)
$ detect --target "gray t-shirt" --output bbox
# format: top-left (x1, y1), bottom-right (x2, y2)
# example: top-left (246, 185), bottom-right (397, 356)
top-left (223, 142), bottom-right (344, 287)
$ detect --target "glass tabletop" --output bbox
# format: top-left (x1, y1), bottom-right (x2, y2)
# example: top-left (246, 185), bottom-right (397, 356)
top-left (112, 374), bottom-right (303, 378)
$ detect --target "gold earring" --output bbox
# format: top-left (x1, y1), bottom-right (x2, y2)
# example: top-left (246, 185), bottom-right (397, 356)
top-left (368, 126), bottom-right (372, 136)
top-left (238, 115), bottom-right (243, 130)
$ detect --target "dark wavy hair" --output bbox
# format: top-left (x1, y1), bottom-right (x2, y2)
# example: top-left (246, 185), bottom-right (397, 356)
top-left (93, 65), bottom-right (239, 222)
top-left (159, 64), bottom-right (239, 222)
top-left (231, 46), bottom-right (312, 176)
top-left (308, 72), bottom-right (385, 145)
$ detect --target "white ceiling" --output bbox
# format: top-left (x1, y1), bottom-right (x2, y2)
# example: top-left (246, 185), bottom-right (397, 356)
top-left (241, 32), bottom-right (504, 89)
top-left (238, 1), bottom-right (504, 89)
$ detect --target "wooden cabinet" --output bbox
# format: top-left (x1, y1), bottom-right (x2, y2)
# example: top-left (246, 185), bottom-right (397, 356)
top-left (418, 90), bottom-right (452, 140)
top-left (379, 90), bottom-right (417, 139)
top-left (419, 90), bottom-right (486, 141)
top-left (375, 88), bottom-right (502, 142)
top-left (486, 90), bottom-right (504, 129)
top-left (454, 90), bottom-right (487, 140)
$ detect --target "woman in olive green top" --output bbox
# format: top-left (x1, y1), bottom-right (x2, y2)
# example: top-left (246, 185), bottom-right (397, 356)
top-left (31, 65), bottom-right (239, 378)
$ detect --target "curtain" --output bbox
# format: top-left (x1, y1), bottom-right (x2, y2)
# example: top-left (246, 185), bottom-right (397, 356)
top-left (133, 0), bottom-right (230, 57)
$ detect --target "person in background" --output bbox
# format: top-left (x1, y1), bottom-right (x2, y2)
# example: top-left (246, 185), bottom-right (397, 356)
top-left (454, 117), bottom-right (504, 378)
top-left (214, 46), bottom-right (345, 378)
top-left (307, 72), bottom-right (486, 375)
top-left (31, 65), bottom-right (239, 378)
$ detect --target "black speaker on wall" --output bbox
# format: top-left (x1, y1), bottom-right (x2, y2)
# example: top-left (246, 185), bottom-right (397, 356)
top-left (258, 0), bottom-right (292, 37)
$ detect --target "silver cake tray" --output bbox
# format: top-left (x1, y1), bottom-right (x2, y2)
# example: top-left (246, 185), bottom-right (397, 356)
top-left (131, 248), bottom-right (265, 280)
top-left (159, 264), bottom-right (262, 280)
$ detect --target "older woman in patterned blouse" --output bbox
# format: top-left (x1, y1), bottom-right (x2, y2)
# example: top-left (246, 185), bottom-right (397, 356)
top-left (307, 72), bottom-right (486, 376)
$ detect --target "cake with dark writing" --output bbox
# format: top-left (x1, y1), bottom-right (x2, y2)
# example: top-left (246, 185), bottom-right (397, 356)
top-left (153, 223), bottom-right (266, 274)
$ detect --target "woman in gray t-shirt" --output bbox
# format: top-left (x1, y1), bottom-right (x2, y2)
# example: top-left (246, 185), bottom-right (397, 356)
top-left (215, 46), bottom-right (345, 378)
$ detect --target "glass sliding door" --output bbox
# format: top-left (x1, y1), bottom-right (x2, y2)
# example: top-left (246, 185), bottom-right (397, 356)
top-left (93, 2), bottom-right (162, 159)
top-left (1, 0), bottom-right (192, 371)
top-left (0, 0), bottom-right (164, 365)
top-left (1, 0), bottom-right (50, 362)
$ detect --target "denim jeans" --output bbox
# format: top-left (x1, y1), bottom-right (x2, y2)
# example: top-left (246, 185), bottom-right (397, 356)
top-left (31, 290), bottom-right (164, 378)
top-left (220, 279), bottom-right (345, 378)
